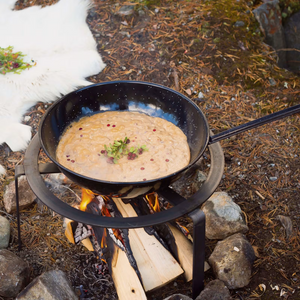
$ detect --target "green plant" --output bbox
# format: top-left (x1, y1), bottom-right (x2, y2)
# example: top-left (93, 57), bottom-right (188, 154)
top-left (0, 46), bottom-right (35, 75)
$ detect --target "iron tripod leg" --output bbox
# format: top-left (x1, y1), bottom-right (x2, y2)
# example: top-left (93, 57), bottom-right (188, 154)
top-left (188, 209), bottom-right (206, 300)
top-left (14, 165), bottom-right (25, 251)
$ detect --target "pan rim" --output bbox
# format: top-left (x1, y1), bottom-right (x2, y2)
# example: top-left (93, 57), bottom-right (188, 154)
top-left (38, 80), bottom-right (210, 185)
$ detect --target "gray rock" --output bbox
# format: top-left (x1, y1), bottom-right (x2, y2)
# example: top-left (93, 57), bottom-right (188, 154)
top-left (0, 216), bottom-right (10, 248)
top-left (0, 250), bottom-right (30, 298)
top-left (16, 270), bottom-right (78, 300)
top-left (208, 233), bottom-right (256, 289)
top-left (116, 5), bottom-right (135, 16)
top-left (201, 192), bottom-right (248, 240)
top-left (164, 294), bottom-right (192, 300)
top-left (138, 9), bottom-right (146, 16)
top-left (253, 0), bottom-right (287, 68)
top-left (234, 21), bottom-right (245, 27)
top-left (196, 279), bottom-right (232, 300)
top-left (3, 176), bottom-right (36, 213)
top-left (269, 77), bottom-right (276, 86)
top-left (283, 11), bottom-right (300, 73)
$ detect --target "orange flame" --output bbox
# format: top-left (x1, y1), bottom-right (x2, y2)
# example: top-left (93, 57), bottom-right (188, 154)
top-left (145, 192), bottom-right (160, 212)
top-left (79, 191), bottom-right (125, 248)
top-left (101, 228), bottom-right (107, 248)
top-left (80, 189), bottom-right (95, 211)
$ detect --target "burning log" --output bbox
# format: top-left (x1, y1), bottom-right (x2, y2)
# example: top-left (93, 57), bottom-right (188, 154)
top-left (64, 219), bottom-right (94, 251)
top-left (85, 197), bottom-right (147, 300)
top-left (129, 193), bottom-right (210, 282)
top-left (112, 198), bottom-right (184, 292)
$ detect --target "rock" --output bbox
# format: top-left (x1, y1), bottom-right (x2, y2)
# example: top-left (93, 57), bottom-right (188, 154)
top-left (208, 233), bottom-right (256, 289)
top-left (138, 9), bottom-right (146, 16)
top-left (116, 5), bottom-right (135, 16)
top-left (283, 11), bottom-right (300, 73)
top-left (234, 21), bottom-right (245, 27)
top-left (276, 215), bottom-right (293, 239)
top-left (196, 279), bottom-right (232, 300)
top-left (3, 176), bottom-right (36, 213)
top-left (253, 0), bottom-right (287, 68)
top-left (201, 192), bottom-right (248, 240)
top-left (164, 294), bottom-right (192, 300)
top-left (198, 91), bottom-right (204, 99)
top-left (269, 77), bottom-right (277, 86)
top-left (16, 270), bottom-right (78, 300)
top-left (0, 250), bottom-right (30, 298)
top-left (0, 216), bottom-right (10, 248)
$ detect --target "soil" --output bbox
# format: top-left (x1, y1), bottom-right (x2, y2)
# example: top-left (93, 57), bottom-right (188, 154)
top-left (0, 0), bottom-right (300, 299)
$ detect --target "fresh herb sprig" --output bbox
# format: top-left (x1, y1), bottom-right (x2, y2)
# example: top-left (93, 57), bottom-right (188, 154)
top-left (0, 46), bottom-right (36, 75)
top-left (101, 137), bottom-right (148, 164)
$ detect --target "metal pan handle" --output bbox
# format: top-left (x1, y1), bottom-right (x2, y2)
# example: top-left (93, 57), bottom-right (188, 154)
top-left (209, 103), bottom-right (300, 144)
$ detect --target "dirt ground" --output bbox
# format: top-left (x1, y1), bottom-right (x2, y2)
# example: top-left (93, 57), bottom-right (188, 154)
top-left (1, 0), bottom-right (300, 299)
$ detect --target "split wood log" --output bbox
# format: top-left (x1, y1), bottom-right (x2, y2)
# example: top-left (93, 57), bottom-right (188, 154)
top-left (167, 224), bottom-right (210, 282)
top-left (167, 224), bottom-right (194, 282)
top-left (112, 198), bottom-right (184, 292)
top-left (110, 243), bottom-right (147, 300)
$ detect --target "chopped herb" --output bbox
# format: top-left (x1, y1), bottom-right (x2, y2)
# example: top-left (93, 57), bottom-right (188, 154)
top-left (102, 137), bottom-right (148, 163)
top-left (0, 46), bottom-right (36, 75)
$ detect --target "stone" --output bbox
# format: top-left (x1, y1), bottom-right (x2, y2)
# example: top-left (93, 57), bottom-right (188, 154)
top-left (283, 11), bottom-right (300, 73)
top-left (16, 270), bottom-right (78, 300)
top-left (208, 233), bottom-right (256, 289)
top-left (3, 176), bottom-right (36, 213)
top-left (164, 294), bottom-right (192, 300)
top-left (0, 216), bottom-right (10, 248)
top-left (253, 0), bottom-right (287, 68)
top-left (196, 279), bottom-right (232, 300)
top-left (116, 5), bottom-right (135, 16)
top-left (234, 21), bottom-right (245, 27)
top-left (201, 192), bottom-right (248, 240)
top-left (0, 250), bottom-right (30, 298)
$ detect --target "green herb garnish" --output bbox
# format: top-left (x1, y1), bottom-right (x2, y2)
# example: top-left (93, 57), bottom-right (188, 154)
top-left (101, 137), bottom-right (148, 164)
top-left (0, 46), bottom-right (36, 75)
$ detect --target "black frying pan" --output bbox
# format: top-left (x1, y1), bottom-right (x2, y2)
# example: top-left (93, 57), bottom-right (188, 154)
top-left (39, 81), bottom-right (300, 198)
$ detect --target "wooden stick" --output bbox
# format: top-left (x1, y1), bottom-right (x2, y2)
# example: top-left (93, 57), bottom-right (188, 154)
top-left (113, 198), bottom-right (184, 292)
top-left (110, 243), bottom-right (147, 300)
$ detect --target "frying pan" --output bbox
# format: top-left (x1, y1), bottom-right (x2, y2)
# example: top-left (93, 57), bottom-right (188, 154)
top-left (39, 81), bottom-right (300, 198)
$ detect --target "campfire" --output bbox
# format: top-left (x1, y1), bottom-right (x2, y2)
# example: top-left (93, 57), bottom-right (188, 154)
top-left (65, 189), bottom-right (196, 299)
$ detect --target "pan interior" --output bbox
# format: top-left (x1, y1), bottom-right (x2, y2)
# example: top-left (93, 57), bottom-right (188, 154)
top-left (39, 81), bottom-right (209, 181)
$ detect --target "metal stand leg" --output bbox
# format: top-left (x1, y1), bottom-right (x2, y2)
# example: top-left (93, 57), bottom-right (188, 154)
top-left (14, 165), bottom-right (25, 251)
top-left (188, 209), bottom-right (206, 300)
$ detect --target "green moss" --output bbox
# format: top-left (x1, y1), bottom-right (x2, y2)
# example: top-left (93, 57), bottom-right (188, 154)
top-left (135, 0), bottom-right (161, 8)
top-left (279, 0), bottom-right (300, 22)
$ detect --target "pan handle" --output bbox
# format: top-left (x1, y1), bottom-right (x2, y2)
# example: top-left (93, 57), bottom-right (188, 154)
top-left (209, 103), bottom-right (300, 144)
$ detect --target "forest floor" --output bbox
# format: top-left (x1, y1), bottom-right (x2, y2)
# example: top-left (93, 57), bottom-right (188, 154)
top-left (0, 0), bottom-right (300, 299)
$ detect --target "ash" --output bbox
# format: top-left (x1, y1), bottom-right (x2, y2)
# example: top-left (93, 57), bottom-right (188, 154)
top-left (67, 251), bottom-right (117, 300)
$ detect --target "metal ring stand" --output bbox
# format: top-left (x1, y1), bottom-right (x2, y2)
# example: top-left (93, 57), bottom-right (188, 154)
top-left (15, 134), bottom-right (224, 299)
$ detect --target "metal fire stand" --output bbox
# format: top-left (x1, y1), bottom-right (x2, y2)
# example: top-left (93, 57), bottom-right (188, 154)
top-left (15, 134), bottom-right (224, 299)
